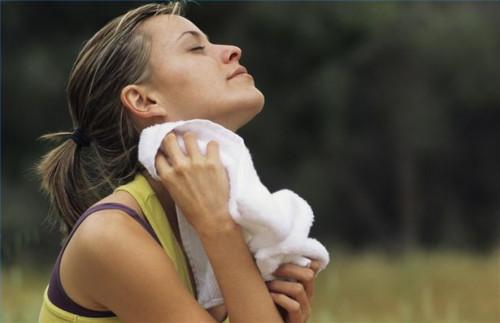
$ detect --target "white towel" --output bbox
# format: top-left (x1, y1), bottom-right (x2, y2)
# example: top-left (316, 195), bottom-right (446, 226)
top-left (138, 119), bottom-right (330, 308)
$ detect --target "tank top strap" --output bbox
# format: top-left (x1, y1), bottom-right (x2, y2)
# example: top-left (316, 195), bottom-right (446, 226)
top-left (48, 202), bottom-right (160, 317)
top-left (69, 202), bottom-right (160, 246)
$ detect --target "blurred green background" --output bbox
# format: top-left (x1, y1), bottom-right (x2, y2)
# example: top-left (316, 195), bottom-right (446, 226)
top-left (2, 1), bottom-right (499, 322)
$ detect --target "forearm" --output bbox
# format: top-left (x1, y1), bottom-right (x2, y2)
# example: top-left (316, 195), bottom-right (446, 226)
top-left (198, 219), bottom-right (283, 323)
top-left (154, 133), bottom-right (282, 321)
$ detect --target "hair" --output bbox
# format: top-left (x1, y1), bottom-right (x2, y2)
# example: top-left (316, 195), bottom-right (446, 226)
top-left (37, 2), bottom-right (184, 236)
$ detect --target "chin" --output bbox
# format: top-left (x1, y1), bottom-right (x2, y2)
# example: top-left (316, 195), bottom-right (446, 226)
top-left (234, 90), bottom-right (265, 130)
top-left (254, 89), bottom-right (265, 113)
top-left (246, 87), bottom-right (265, 115)
top-left (213, 89), bottom-right (265, 131)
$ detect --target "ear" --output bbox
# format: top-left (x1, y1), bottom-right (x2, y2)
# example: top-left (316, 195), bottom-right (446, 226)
top-left (120, 84), bottom-right (167, 120)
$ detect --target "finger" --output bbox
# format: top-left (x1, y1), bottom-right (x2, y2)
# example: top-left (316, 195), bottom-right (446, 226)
top-left (267, 280), bottom-right (310, 316)
top-left (183, 132), bottom-right (202, 160)
top-left (270, 292), bottom-right (302, 323)
top-left (206, 140), bottom-right (221, 162)
top-left (155, 151), bottom-right (172, 180)
top-left (273, 263), bottom-right (315, 300)
top-left (161, 133), bottom-right (186, 166)
top-left (309, 260), bottom-right (321, 275)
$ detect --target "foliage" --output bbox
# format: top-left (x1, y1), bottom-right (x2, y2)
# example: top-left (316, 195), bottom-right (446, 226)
top-left (2, 2), bottom-right (500, 265)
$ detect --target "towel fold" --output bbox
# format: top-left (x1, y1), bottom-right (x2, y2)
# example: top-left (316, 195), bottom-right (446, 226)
top-left (138, 119), bottom-right (330, 308)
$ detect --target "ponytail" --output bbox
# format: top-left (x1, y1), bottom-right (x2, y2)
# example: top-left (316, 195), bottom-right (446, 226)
top-left (37, 132), bottom-right (97, 236)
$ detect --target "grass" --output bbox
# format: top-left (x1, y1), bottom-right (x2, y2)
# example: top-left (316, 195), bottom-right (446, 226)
top-left (310, 249), bottom-right (500, 323)
top-left (2, 249), bottom-right (499, 323)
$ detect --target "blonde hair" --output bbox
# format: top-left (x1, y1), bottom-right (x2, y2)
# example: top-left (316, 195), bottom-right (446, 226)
top-left (37, 2), bottom-right (184, 236)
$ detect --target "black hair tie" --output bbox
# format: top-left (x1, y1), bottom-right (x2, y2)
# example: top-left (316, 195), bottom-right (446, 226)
top-left (71, 128), bottom-right (91, 147)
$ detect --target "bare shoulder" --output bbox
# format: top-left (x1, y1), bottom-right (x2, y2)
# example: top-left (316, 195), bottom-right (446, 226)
top-left (72, 206), bottom-right (148, 251)
top-left (59, 208), bottom-right (158, 309)
top-left (60, 207), bottom-right (214, 322)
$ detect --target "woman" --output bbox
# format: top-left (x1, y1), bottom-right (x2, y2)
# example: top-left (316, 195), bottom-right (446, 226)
top-left (38, 2), bottom-right (320, 322)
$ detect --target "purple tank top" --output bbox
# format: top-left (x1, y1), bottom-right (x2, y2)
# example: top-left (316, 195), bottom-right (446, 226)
top-left (47, 202), bottom-right (160, 317)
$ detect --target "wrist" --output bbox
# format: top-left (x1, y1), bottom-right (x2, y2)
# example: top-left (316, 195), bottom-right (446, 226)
top-left (196, 215), bottom-right (240, 241)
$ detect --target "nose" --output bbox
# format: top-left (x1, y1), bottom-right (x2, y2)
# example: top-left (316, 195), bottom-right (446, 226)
top-left (220, 45), bottom-right (242, 64)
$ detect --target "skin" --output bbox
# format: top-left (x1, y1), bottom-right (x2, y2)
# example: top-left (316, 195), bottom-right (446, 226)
top-left (59, 14), bottom-right (319, 323)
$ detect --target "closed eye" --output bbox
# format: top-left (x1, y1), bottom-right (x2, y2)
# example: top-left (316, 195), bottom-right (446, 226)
top-left (190, 46), bottom-right (205, 52)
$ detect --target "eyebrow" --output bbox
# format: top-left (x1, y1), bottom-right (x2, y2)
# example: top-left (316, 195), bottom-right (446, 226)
top-left (176, 30), bottom-right (210, 43)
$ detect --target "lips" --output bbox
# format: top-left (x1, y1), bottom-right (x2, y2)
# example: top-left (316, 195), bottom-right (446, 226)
top-left (228, 66), bottom-right (249, 80)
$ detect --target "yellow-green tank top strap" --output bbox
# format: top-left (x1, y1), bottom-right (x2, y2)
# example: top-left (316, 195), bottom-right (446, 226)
top-left (113, 173), bottom-right (194, 296)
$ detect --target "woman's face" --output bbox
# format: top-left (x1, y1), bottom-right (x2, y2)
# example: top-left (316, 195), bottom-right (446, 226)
top-left (140, 14), bottom-right (264, 131)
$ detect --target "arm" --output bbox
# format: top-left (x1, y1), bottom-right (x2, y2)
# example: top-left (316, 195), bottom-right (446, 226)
top-left (63, 210), bottom-right (319, 323)
top-left (62, 209), bottom-right (217, 322)
top-left (199, 219), bottom-right (283, 323)
top-left (154, 132), bottom-right (283, 323)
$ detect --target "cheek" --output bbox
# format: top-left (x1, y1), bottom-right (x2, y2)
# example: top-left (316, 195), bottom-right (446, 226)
top-left (165, 60), bottom-right (221, 93)
top-left (160, 64), bottom-right (227, 117)
top-left (172, 75), bottom-right (225, 106)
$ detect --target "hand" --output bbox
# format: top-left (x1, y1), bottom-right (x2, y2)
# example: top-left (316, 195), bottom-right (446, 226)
top-left (155, 132), bottom-right (232, 233)
top-left (266, 260), bottom-right (321, 323)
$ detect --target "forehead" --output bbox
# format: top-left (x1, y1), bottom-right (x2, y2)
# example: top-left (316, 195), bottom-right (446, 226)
top-left (140, 14), bottom-right (200, 48)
